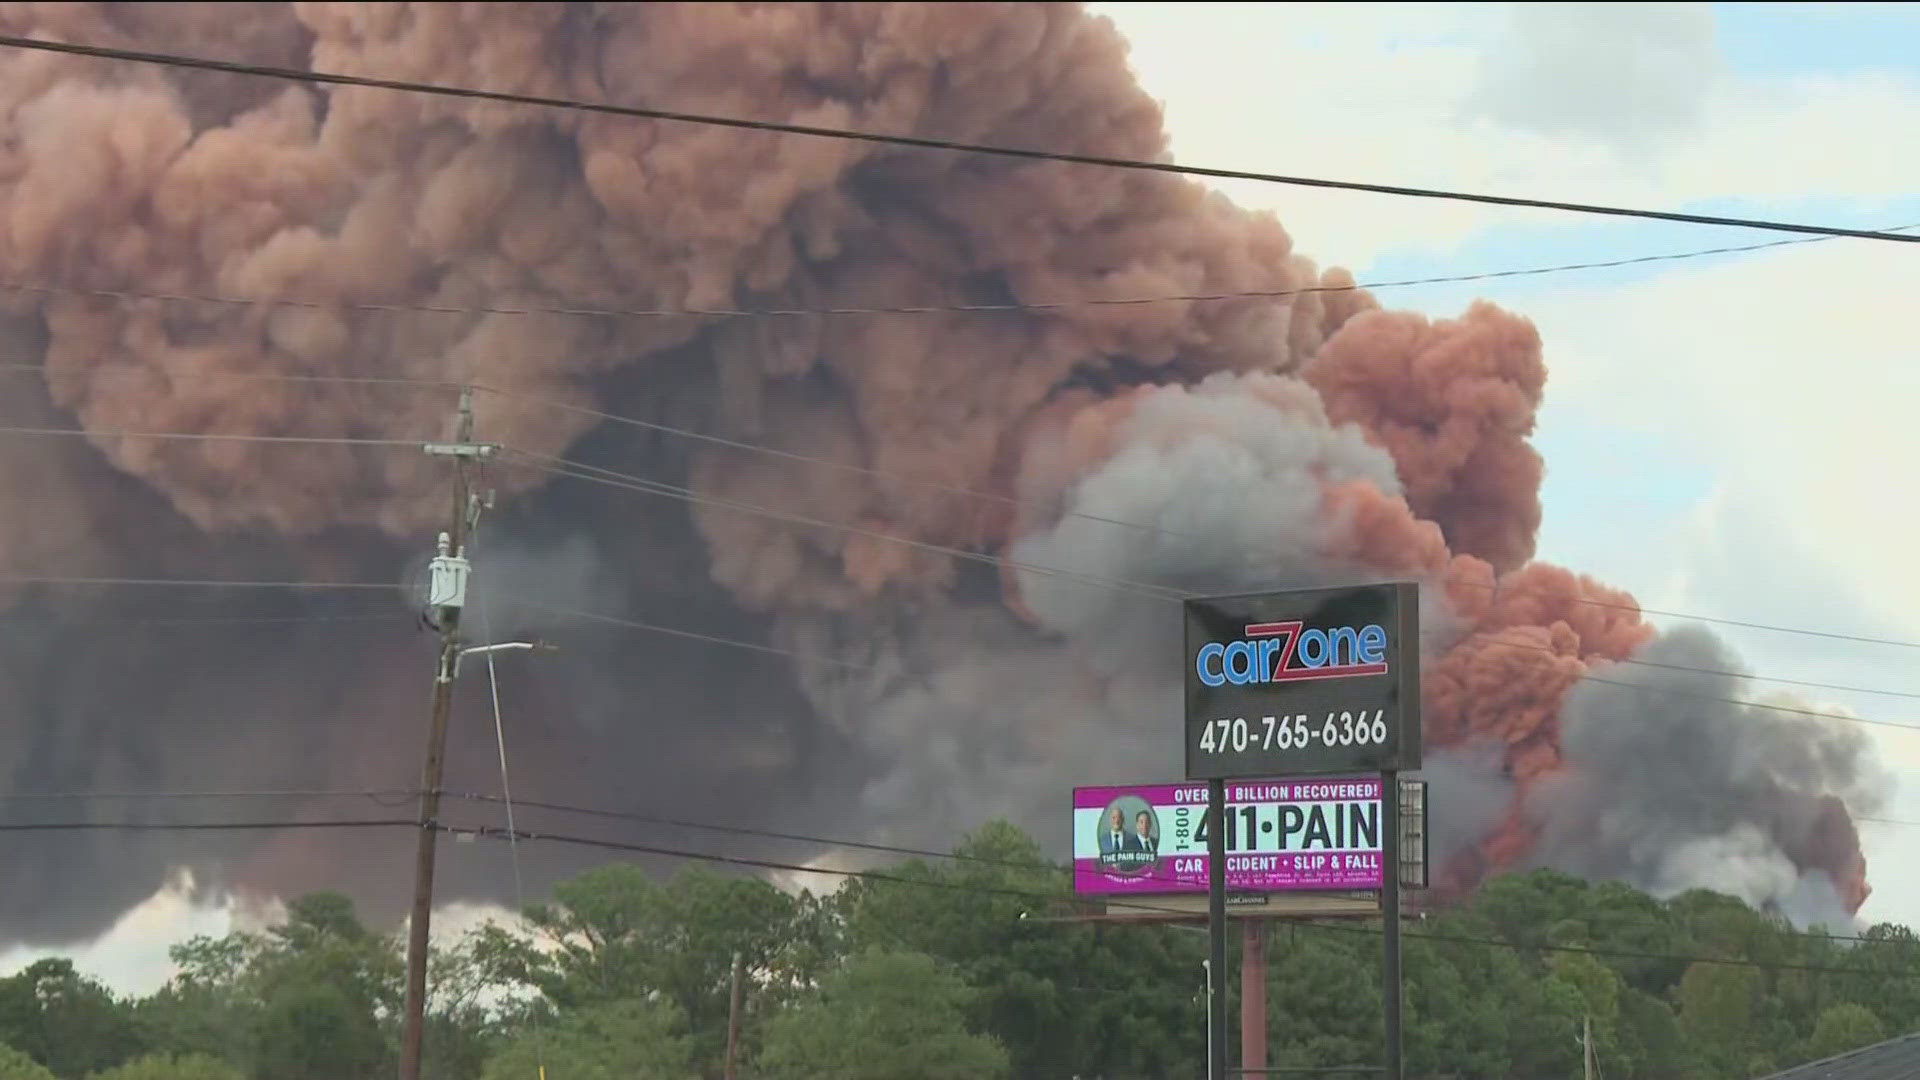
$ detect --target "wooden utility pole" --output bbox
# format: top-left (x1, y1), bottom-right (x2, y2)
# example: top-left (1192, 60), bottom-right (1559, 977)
top-left (724, 950), bottom-right (747, 1080)
top-left (1241, 919), bottom-right (1268, 1074)
top-left (1583, 1014), bottom-right (1597, 1080)
top-left (399, 389), bottom-right (494, 1080)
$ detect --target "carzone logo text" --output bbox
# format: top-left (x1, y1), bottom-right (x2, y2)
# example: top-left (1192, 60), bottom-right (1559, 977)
top-left (1195, 621), bottom-right (1389, 687)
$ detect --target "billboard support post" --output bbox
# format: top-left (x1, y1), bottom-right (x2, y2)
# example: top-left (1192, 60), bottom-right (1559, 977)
top-left (1382, 770), bottom-right (1403, 1080)
top-left (1207, 777), bottom-right (1228, 1080)
top-left (1241, 919), bottom-right (1268, 1074)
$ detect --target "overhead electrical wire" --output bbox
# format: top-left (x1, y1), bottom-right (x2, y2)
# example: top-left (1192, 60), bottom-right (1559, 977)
top-left (0, 610), bottom-right (408, 628)
top-left (440, 787), bottom-right (1920, 950)
top-left (8, 360), bottom-right (1911, 660)
top-left (1, 415), bottom-right (1916, 696)
top-left (1, 226), bottom-right (1908, 325)
top-left (0, 818), bottom-right (411, 833)
top-left (0, 35), bottom-right (1915, 244)
top-left (3, 548), bottom-right (1916, 730)
top-left (1, 403), bottom-right (1916, 656)
top-left (447, 822), bottom-right (1910, 976)
top-left (1, 808), bottom-right (1895, 997)
top-left (0, 423), bottom-right (436, 449)
top-left (466, 525), bottom-right (549, 1080)
top-left (513, 586), bottom-right (1920, 727)
top-left (0, 573), bottom-right (396, 591)
top-left (504, 448), bottom-right (1184, 600)
top-left (500, 458), bottom-right (1920, 732)
top-left (475, 449), bottom-right (1920, 654)
top-left (4, 784), bottom-right (1910, 952)
top-left (10, 779), bottom-right (1920, 886)
top-left (0, 788), bottom-right (417, 804)
top-left (3, 551), bottom-right (1913, 735)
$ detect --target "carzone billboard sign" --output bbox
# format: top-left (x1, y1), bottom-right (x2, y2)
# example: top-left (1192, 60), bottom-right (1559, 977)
top-left (1072, 778), bottom-right (1385, 895)
top-left (1185, 582), bottom-right (1422, 780)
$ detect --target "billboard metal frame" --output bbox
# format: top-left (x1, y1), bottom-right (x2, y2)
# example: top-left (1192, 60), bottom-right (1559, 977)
top-left (1181, 583), bottom-right (1424, 1080)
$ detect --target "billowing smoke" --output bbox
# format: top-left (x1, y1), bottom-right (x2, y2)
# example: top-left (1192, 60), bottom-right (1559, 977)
top-left (1526, 627), bottom-right (1878, 924)
top-left (0, 2), bottom-right (1882, 946)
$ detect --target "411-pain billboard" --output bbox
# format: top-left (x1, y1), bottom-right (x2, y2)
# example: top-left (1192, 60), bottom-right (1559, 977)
top-left (1073, 777), bottom-right (1387, 896)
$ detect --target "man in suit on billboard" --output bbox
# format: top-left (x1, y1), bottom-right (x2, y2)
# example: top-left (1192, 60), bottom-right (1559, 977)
top-left (1133, 810), bottom-right (1157, 854)
top-left (1100, 805), bottom-right (1130, 856)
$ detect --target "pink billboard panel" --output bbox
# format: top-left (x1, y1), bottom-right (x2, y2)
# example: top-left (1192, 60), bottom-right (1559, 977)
top-left (1072, 777), bottom-right (1383, 895)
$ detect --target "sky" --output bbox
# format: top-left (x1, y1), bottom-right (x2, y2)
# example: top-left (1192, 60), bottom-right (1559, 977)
top-left (8, 0), bottom-right (1920, 995)
top-left (1089, 0), bottom-right (1920, 921)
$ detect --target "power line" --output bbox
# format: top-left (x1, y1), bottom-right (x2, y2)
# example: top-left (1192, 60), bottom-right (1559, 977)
top-left (452, 823), bottom-right (1908, 976)
top-left (0, 784), bottom-right (1903, 952)
top-left (0, 574), bottom-right (395, 591)
top-left (8, 368), bottom-right (1920, 661)
top-left (4, 554), bottom-right (1913, 733)
top-left (1, 36), bottom-right (1914, 245)
top-left (469, 537), bottom-right (550, 1080)
top-left (504, 597), bottom-right (874, 673)
top-left (469, 404), bottom-right (1920, 657)
top-left (0, 610), bottom-right (407, 628)
top-left (0, 363), bottom-right (459, 389)
top-left (500, 467), bottom-right (1920, 734)
top-left (0, 409), bottom-right (1911, 699)
top-left (4, 393), bottom-right (1919, 659)
top-left (1546, 648), bottom-right (1920, 702)
top-left (505, 450), bottom-right (1187, 602)
top-left (0, 788), bottom-right (419, 806)
top-left (0, 424), bottom-right (433, 448)
top-left (7, 777), bottom-right (1912, 890)
top-left (0, 228), bottom-right (1902, 325)
top-left (442, 787), bottom-right (1915, 949)
top-left (0, 818), bottom-right (411, 833)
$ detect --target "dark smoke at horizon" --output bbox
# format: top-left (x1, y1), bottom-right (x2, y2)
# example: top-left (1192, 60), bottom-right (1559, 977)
top-left (0, 2), bottom-right (1883, 948)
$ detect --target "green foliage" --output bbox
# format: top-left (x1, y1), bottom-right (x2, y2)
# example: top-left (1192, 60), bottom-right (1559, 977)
top-left (835, 821), bottom-right (1203, 1078)
top-left (0, 959), bottom-right (147, 1077)
top-left (84, 1053), bottom-right (241, 1080)
top-left (0, 1043), bottom-right (55, 1080)
top-left (476, 861), bottom-right (828, 1071)
top-left (1805, 1001), bottom-right (1886, 1063)
top-left (482, 999), bottom-right (692, 1080)
top-left (10, 829), bottom-right (1916, 1080)
top-left (755, 949), bottom-right (1008, 1080)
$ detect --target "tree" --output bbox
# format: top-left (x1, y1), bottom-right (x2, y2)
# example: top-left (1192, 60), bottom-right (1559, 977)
top-left (482, 999), bottom-right (692, 1080)
top-left (0, 959), bottom-right (147, 1077)
top-left (420, 934), bottom-right (504, 1080)
top-left (1616, 989), bottom-right (1686, 1080)
top-left (478, 863), bottom-right (822, 1071)
top-left (1261, 927), bottom-right (1380, 1071)
top-left (1677, 962), bottom-right (1766, 1078)
top-left (136, 936), bottom-right (261, 1066)
top-left (756, 950), bottom-right (1008, 1080)
top-left (837, 821), bottom-right (1202, 1079)
top-left (84, 1053), bottom-right (242, 1080)
top-left (1802, 1002), bottom-right (1886, 1063)
top-left (0, 1044), bottom-right (53, 1080)
top-left (479, 864), bottom-right (665, 1011)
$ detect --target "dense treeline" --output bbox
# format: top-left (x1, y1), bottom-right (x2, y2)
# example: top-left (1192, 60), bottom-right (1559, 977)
top-left (0, 822), bottom-right (1910, 1080)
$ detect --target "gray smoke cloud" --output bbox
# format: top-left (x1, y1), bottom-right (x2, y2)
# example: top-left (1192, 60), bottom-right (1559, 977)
top-left (1524, 625), bottom-right (1888, 927)
top-left (1411, 739), bottom-right (1517, 870)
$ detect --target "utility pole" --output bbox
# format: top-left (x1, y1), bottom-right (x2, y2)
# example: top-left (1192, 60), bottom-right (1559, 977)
top-left (399, 389), bottom-right (496, 1080)
top-left (724, 950), bottom-right (747, 1080)
top-left (1206, 779), bottom-right (1228, 1080)
top-left (1382, 770), bottom-right (1404, 1080)
top-left (1241, 919), bottom-right (1268, 1074)
top-left (1583, 1014), bottom-right (1597, 1080)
